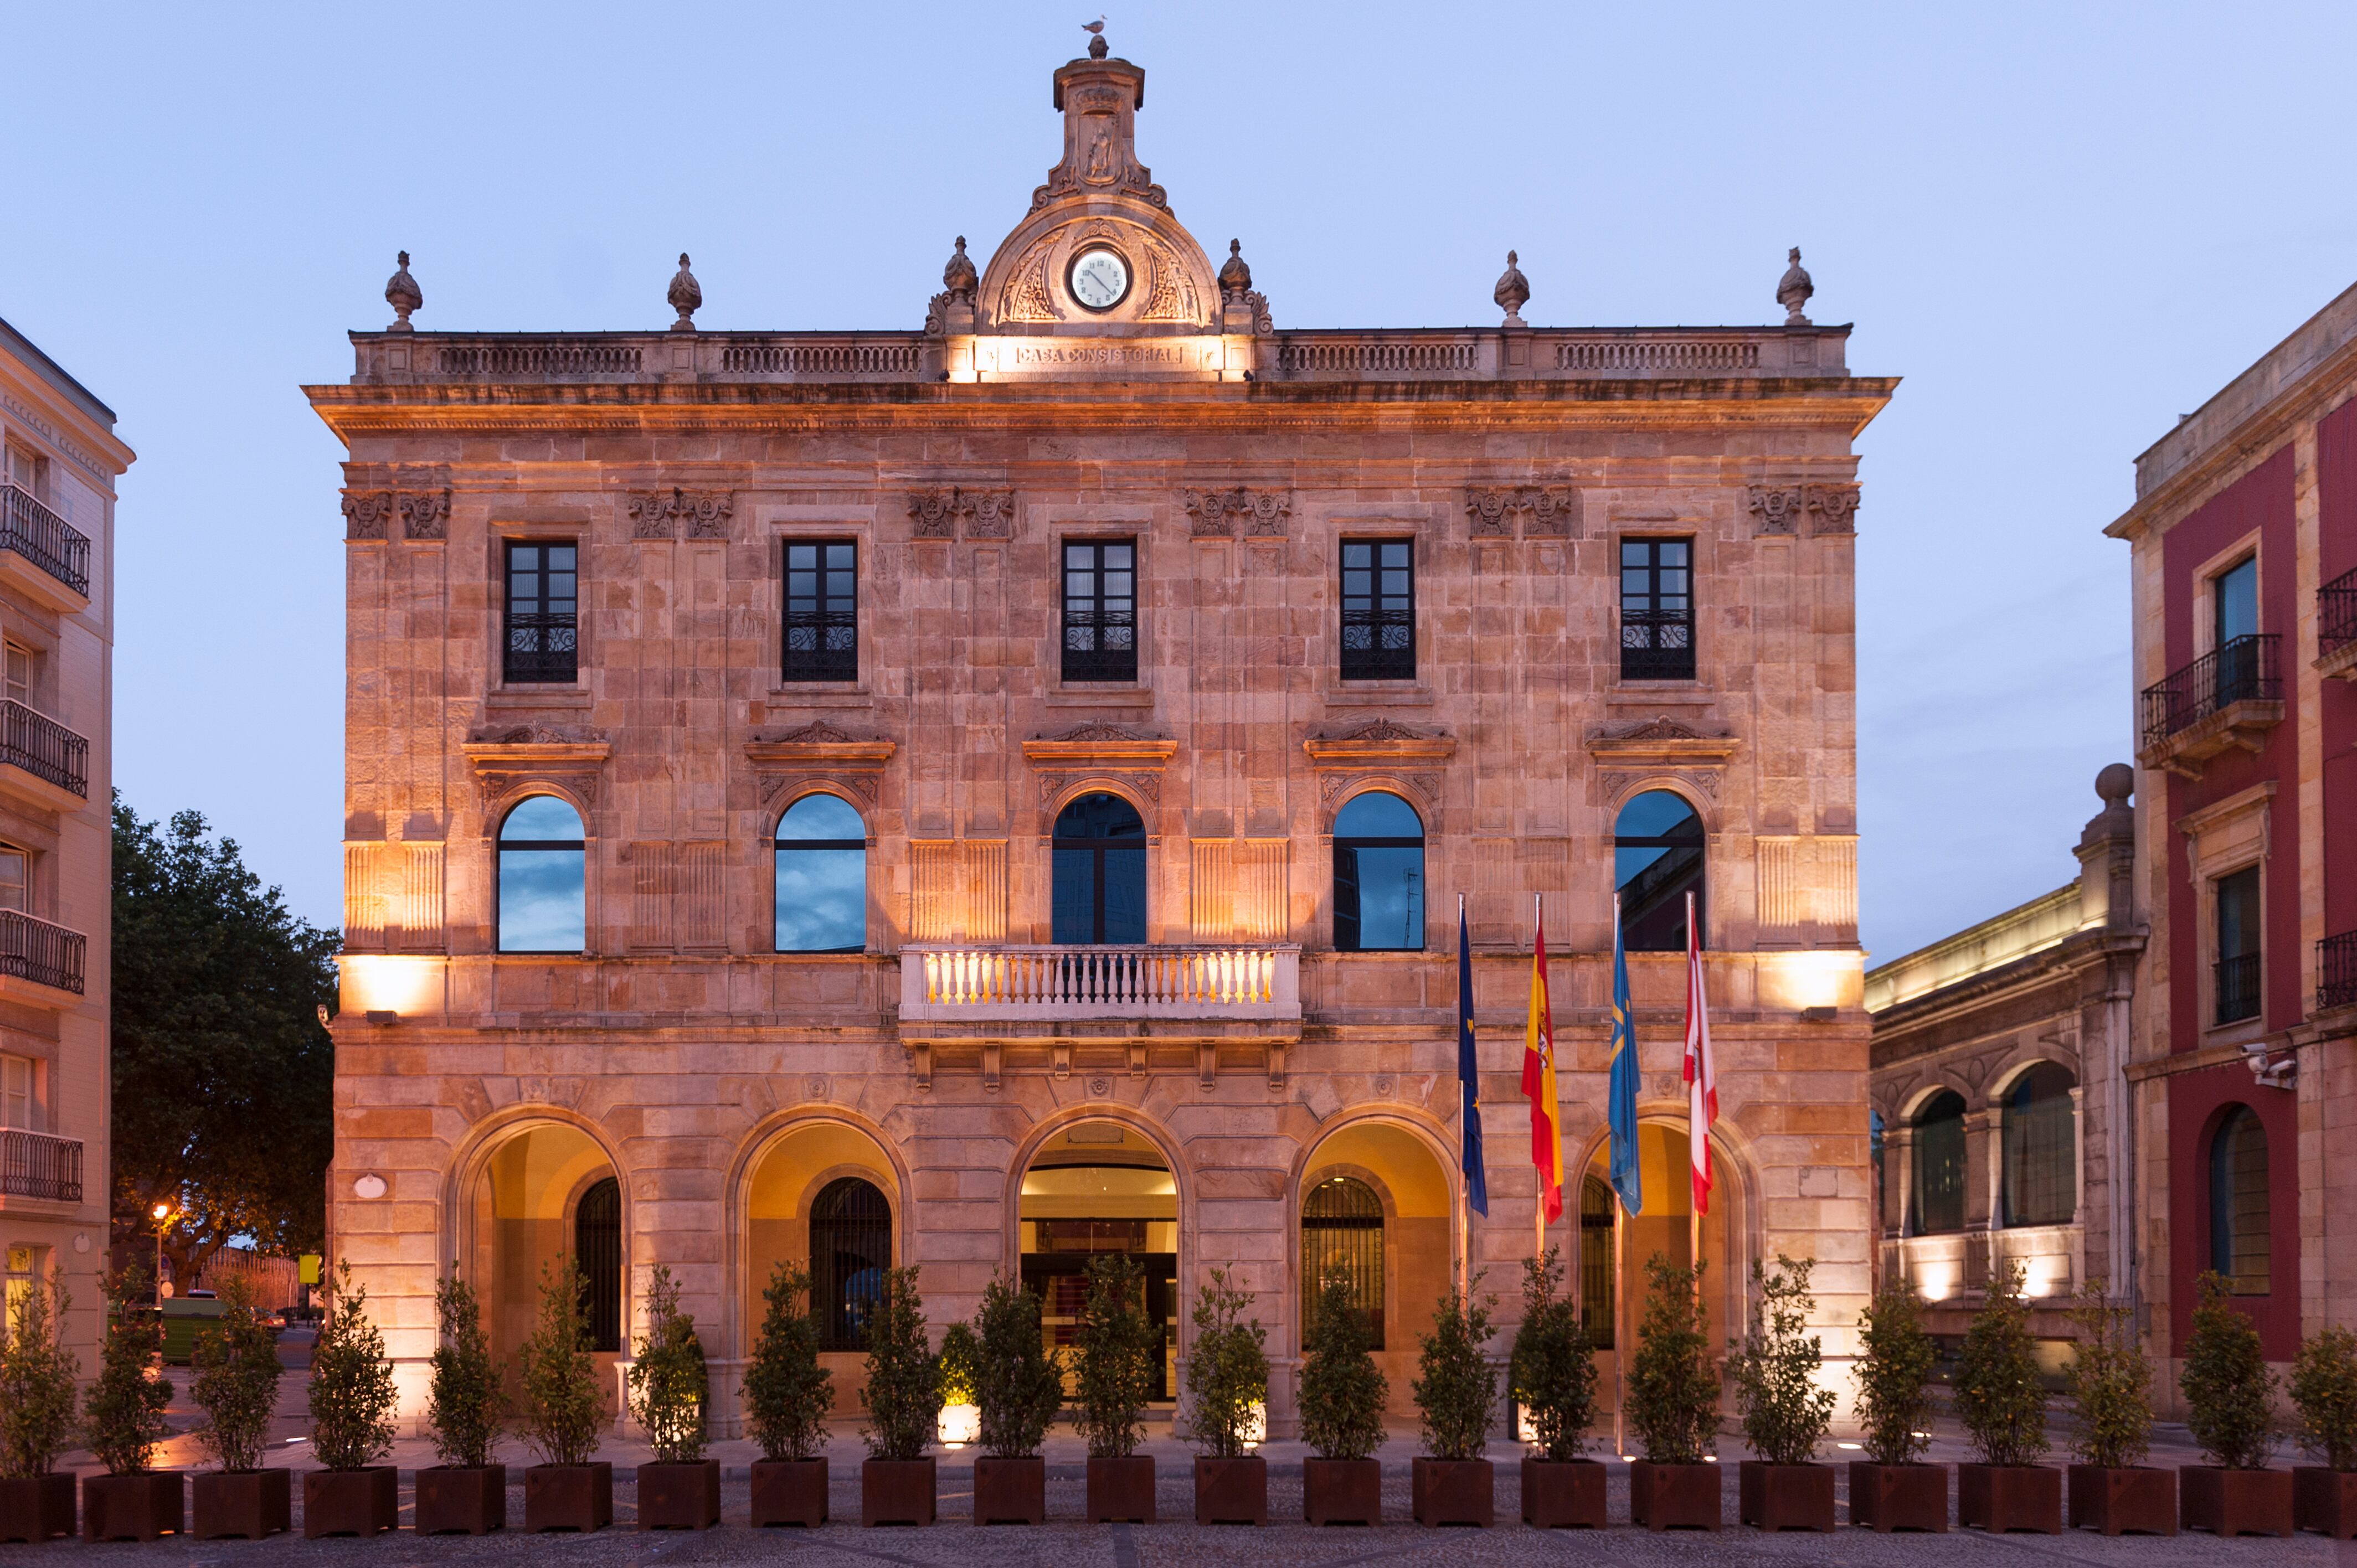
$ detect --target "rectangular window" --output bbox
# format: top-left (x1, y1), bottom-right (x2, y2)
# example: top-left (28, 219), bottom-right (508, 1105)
top-left (0, 1052), bottom-right (30, 1129)
top-left (2213, 555), bottom-right (2263, 706)
top-left (783, 540), bottom-right (858, 682)
top-left (1620, 538), bottom-right (1695, 680)
top-left (503, 541), bottom-right (578, 684)
top-left (1339, 540), bottom-right (1415, 680)
top-left (2216, 864), bottom-right (2262, 1025)
top-left (0, 846), bottom-right (27, 914)
top-left (1061, 539), bottom-right (1136, 683)
top-left (3, 642), bottom-right (29, 709)
top-left (4, 445), bottom-right (44, 506)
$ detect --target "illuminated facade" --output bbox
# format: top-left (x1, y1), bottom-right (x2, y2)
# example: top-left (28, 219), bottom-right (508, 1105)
top-left (312, 40), bottom-right (1890, 1430)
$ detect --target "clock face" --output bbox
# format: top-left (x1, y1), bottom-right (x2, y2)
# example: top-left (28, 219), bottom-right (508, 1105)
top-left (1068, 247), bottom-right (1131, 311)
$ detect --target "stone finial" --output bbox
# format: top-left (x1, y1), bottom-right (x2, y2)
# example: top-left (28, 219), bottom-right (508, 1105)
top-left (1083, 16), bottom-right (1108, 57)
top-left (1777, 246), bottom-right (1814, 327)
top-left (1218, 239), bottom-right (1252, 303)
top-left (1494, 250), bottom-right (1530, 327)
top-left (667, 253), bottom-right (702, 333)
top-left (384, 250), bottom-right (421, 332)
top-left (942, 236), bottom-right (977, 303)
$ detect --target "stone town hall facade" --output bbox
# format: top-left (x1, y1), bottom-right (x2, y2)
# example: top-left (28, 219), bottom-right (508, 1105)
top-left (312, 42), bottom-right (1891, 1430)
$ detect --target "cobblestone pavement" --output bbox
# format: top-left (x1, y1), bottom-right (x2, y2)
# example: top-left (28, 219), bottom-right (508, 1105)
top-left (8, 1369), bottom-right (2351, 1564)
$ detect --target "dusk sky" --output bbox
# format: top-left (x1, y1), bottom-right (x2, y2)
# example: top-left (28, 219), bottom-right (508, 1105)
top-left (8, 3), bottom-right (2354, 961)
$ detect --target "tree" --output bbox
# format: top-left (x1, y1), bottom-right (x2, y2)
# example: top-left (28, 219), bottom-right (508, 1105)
top-left (972, 1273), bottom-right (1063, 1459)
top-left (1413, 1276), bottom-right (1497, 1461)
top-left (0, 1263), bottom-right (79, 1478)
top-left (191, 1274), bottom-right (281, 1473)
top-left (743, 1261), bottom-right (833, 1462)
top-left (1510, 1247), bottom-right (1597, 1463)
top-left (426, 1271), bottom-right (503, 1470)
top-left (1071, 1252), bottom-right (1156, 1460)
top-left (309, 1261), bottom-right (399, 1472)
top-left (111, 795), bottom-right (339, 1280)
top-left (626, 1265), bottom-right (710, 1466)
top-left (1182, 1268), bottom-right (1268, 1458)
top-left (1954, 1259), bottom-right (2047, 1469)
top-left (1301, 1265), bottom-right (1389, 1462)
top-left (1852, 1282), bottom-right (1938, 1467)
top-left (1730, 1254), bottom-right (1835, 1467)
top-left (1627, 1255), bottom-right (1720, 1464)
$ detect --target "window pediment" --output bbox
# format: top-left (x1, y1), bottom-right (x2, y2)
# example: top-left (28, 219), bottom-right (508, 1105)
top-left (747, 723), bottom-right (894, 812)
top-left (462, 725), bottom-right (611, 810)
top-left (1584, 714), bottom-right (1740, 766)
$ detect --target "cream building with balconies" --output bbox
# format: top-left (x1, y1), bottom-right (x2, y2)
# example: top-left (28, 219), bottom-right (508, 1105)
top-left (315, 40), bottom-right (1887, 1431)
top-left (0, 314), bottom-right (126, 1371)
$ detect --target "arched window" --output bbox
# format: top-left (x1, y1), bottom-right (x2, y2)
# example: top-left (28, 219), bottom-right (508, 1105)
top-left (1301, 1175), bottom-right (1384, 1349)
top-left (1870, 1108), bottom-right (1887, 1233)
top-left (810, 1176), bottom-right (892, 1351)
top-left (775, 793), bottom-right (867, 953)
top-left (1614, 790), bottom-right (1703, 952)
top-left (498, 796), bottom-right (586, 953)
top-left (1052, 792), bottom-right (1146, 945)
top-left (1333, 791), bottom-right (1425, 952)
top-left (1911, 1091), bottom-right (1967, 1235)
top-left (574, 1176), bottom-right (621, 1353)
top-left (2001, 1064), bottom-right (2077, 1227)
top-left (1579, 1174), bottom-right (1615, 1348)
top-left (2209, 1106), bottom-right (2270, 1295)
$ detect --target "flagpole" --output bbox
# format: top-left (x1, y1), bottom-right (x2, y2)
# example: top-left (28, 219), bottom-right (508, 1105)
top-left (1687, 890), bottom-right (1702, 1288)
top-left (1612, 890), bottom-right (1627, 1461)
top-left (1459, 892), bottom-right (1471, 1301)
top-left (1535, 891), bottom-right (1546, 1268)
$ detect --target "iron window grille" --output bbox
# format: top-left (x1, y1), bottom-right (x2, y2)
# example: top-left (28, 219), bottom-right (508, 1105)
top-left (810, 1176), bottom-right (892, 1353)
top-left (1061, 540), bottom-right (1137, 683)
top-left (503, 541), bottom-right (578, 684)
top-left (2209, 1106), bottom-right (2271, 1295)
top-left (575, 1177), bottom-right (622, 1353)
top-left (1619, 538), bottom-right (1695, 680)
top-left (1578, 1175), bottom-right (1615, 1347)
top-left (1301, 1176), bottom-right (1385, 1349)
top-left (1339, 540), bottom-right (1415, 680)
top-left (2324, 565), bottom-right (2357, 656)
top-left (784, 540), bottom-right (858, 682)
top-left (2322, 930), bottom-right (2357, 1012)
top-left (2215, 865), bottom-right (2262, 1027)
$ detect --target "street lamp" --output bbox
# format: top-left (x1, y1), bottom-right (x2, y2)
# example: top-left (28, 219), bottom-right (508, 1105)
top-left (151, 1202), bottom-right (172, 1303)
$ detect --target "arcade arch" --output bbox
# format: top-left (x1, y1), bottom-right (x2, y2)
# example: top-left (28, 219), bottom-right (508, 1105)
top-left (461, 1120), bottom-right (622, 1370)
top-left (1300, 1118), bottom-right (1453, 1413)
top-left (1018, 1120), bottom-right (1179, 1399)
top-left (743, 1120), bottom-right (902, 1401)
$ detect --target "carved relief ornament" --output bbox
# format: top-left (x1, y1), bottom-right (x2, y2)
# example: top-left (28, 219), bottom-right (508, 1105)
top-left (1022, 724), bottom-right (1178, 811)
top-left (1807, 482), bottom-right (1860, 535)
top-left (629, 488), bottom-right (735, 540)
top-left (343, 487), bottom-right (449, 541)
top-left (1585, 714), bottom-right (1742, 767)
top-left (460, 724), bottom-right (612, 813)
top-left (1465, 484), bottom-right (1579, 538)
top-left (906, 487), bottom-right (1017, 540)
top-left (745, 721), bottom-right (896, 813)
top-left (1301, 719), bottom-right (1455, 819)
top-left (1747, 484), bottom-right (1804, 537)
top-left (1182, 487), bottom-right (1291, 539)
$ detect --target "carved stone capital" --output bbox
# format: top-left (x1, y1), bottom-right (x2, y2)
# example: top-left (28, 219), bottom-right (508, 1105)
top-left (629, 488), bottom-right (734, 540)
top-left (398, 489), bottom-right (449, 540)
top-left (1747, 484), bottom-right (1805, 537)
top-left (342, 489), bottom-right (392, 540)
top-left (1806, 482), bottom-right (1860, 535)
top-left (1465, 484), bottom-right (1579, 538)
top-left (905, 487), bottom-right (1017, 540)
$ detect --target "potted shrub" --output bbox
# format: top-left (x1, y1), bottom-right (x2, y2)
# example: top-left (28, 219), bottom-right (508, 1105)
top-left (1625, 1255), bottom-right (1722, 1531)
top-left (1731, 1254), bottom-right (1836, 1532)
top-left (518, 1255), bottom-right (613, 1532)
top-left (189, 1275), bottom-right (290, 1539)
top-left (0, 1262), bottom-right (80, 1541)
top-left (1184, 1267), bottom-right (1269, 1525)
top-left (629, 1265), bottom-right (717, 1529)
top-left (1847, 1281), bottom-right (1946, 1531)
top-left (418, 1271), bottom-right (506, 1534)
top-left (936, 1322), bottom-right (980, 1448)
top-left (1954, 1258), bottom-right (2059, 1533)
top-left (970, 1273), bottom-right (1063, 1524)
top-left (1300, 1264), bottom-right (1388, 1525)
top-left (1511, 1247), bottom-right (1601, 1529)
top-left (1073, 1252), bottom-right (1156, 1523)
top-left (2178, 1268), bottom-right (2290, 1536)
top-left (303, 1260), bottom-right (400, 1538)
top-left (858, 1265), bottom-right (940, 1526)
top-left (81, 1269), bottom-right (182, 1541)
top-left (2062, 1280), bottom-right (2172, 1535)
top-left (2291, 1323), bottom-right (2357, 1538)
top-left (1410, 1273), bottom-right (1496, 1526)
top-left (743, 1261), bottom-right (833, 1527)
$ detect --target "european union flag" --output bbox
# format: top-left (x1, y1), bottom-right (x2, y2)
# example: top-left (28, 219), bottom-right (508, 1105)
top-left (1458, 898), bottom-right (1488, 1216)
top-left (1607, 896), bottom-right (1644, 1215)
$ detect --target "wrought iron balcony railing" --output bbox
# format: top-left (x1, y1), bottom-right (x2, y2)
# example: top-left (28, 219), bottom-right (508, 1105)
top-left (2140, 633), bottom-right (2280, 748)
top-left (1059, 610), bottom-right (1136, 683)
top-left (1339, 606), bottom-right (1416, 680)
top-left (2323, 566), bottom-right (2357, 656)
top-left (783, 610), bottom-right (858, 682)
top-left (2322, 931), bottom-right (2357, 1013)
top-left (502, 612), bottom-right (578, 684)
top-left (0, 1128), bottom-right (82, 1202)
top-left (0, 483), bottom-right (91, 599)
top-left (900, 944), bottom-right (1300, 1022)
top-left (0, 700), bottom-right (88, 798)
top-left (2215, 951), bottom-right (2262, 1027)
top-left (0, 910), bottom-right (85, 994)
top-left (1620, 611), bottom-right (1696, 680)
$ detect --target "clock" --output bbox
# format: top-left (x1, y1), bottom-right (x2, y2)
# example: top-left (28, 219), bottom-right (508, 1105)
top-left (1068, 246), bottom-right (1131, 311)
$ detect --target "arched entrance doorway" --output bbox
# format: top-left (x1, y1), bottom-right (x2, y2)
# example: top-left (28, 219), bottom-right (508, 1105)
top-left (1020, 1122), bottom-right (1177, 1400)
top-left (1300, 1120), bottom-right (1453, 1414)
top-left (1577, 1120), bottom-right (1740, 1385)
top-left (743, 1121), bottom-right (901, 1408)
top-left (464, 1121), bottom-right (621, 1370)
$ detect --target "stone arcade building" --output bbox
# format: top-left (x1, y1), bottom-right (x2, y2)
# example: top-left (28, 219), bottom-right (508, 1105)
top-left (313, 41), bottom-right (1891, 1430)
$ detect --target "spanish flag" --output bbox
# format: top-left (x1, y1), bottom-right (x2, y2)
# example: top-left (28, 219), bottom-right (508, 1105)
top-left (1522, 906), bottom-right (1563, 1224)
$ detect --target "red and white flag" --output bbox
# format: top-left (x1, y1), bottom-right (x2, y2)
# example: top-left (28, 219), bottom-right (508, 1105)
top-left (1682, 891), bottom-right (1718, 1214)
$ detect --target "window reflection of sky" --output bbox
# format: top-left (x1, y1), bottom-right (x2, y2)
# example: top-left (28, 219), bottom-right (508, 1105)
top-left (1352, 845), bottom-right (1423, 948)
top-left (498, 850), bottom-right (584, 951)
top-left (776, 794), bottom-right (866, 952)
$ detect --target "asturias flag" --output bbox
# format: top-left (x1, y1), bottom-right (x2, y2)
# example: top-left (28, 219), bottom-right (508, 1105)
top-left (1458, 896), bottom-right (1488, 1216)
top-left (1607, 896), bottom-right (1644, 1215)
top-left (1683, 891), bottom-right (1718, 1215)
top-left (1521, 906), bottom-right (1563, 1224)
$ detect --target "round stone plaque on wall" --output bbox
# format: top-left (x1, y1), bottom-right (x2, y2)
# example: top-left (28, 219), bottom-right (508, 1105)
top-left (1087, 1076), bottom-right (1111, 1097)
top-left (352, 1173), bottom-right (388, 1200)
